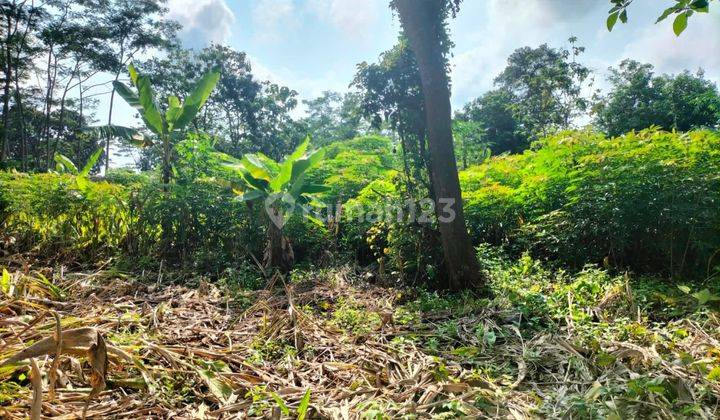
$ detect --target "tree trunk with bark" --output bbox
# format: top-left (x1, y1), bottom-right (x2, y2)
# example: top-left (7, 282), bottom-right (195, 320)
top-left (393, 0), bottom-right (483, 291)
top-left (264, 208), bottom-right (295, 274)
top-left (0, 14), bottom-right (13, 164)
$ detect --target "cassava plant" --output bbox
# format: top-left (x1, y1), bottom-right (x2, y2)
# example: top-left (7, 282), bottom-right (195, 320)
top-left (229, 137), bottom-right (329, 273)
top-left (112, 64), bottom-right (220, 186)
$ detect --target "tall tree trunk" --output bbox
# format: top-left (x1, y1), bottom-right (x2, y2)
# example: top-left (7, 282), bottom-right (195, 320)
top-left (394, 0), bottom-right (483, 291)
top-left (14, 76), bottom-right (25, 170)
top-left (0, 14), bottom-right (13, 164)
top-left (105, 70), bottom-right (122, 174)
top-left (42, 49), bottom-right (58, 170)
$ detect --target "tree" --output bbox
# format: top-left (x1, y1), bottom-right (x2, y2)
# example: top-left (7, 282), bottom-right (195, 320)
top-left (451, 119), bottom-right (489, 169)
top-left (302, 91), bottom-right (366, 146)
top-left (0, 0), bottom-right (46, 167)
top-left (456, 89), bottom-right (525, 154)
top-left (252, 82), bottom-right (307, 161)
top-left (391, 0), bottom-right (483, 291)
top-left (607, 0), bottom-right (714, 35)
top-left (593, 60), bottom-right (720, 136)
top-left (145, 44), bottom-right (262, 157)
top-left (228, 137), bottom-right (329, 273)
top-left (494, 40), bottom-right (590, 140)
top-left (112, 64), bottom-right (220, 185)
top-left (98, 0), bottom-right (179, 173)
top-left (352, 39), bottom-right (429, 194)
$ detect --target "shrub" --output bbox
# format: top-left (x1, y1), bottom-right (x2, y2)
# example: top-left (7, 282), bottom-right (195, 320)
top-left (462, 129), bottom-right (720, 279)
top-left (308, 135), bottom-right (398, 205)
top-left (0, 171), bottom-right (131, 262)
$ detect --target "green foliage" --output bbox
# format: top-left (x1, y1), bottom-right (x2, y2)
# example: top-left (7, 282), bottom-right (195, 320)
top-left (456, 89), bottom-right (526, 155)
top-left (462, 128), bottom-right (720, 278)
top-left (608, 0), bottom-right (714, 35)
top-left (493, 40), bottom-right (590, 141)
top-left (593, 60), bottom-right (720, 137)
top-left (0, 171), bottom-right (131, 261)
top-left (331, 297), bottom-right (381, 335)
top-left (227, 136), bottom-right (329, 217)
top-left (113, 63), bottom-right (220, 183)
top-left (452, 120), bottom-right (491, 169)
top-left (308, 135), bottom-right (398, 205)
top-left (130, 134), bottom-right (263, 272)
top-left (301, 91), bottom-right (368, 146)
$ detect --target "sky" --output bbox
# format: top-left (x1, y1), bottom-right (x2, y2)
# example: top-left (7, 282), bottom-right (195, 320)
top-left (104, 0), bottom-right (720, 165)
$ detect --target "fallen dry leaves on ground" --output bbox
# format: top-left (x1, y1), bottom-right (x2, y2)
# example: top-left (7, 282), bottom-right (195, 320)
top-left (1, 265), bottom-right (719, 419)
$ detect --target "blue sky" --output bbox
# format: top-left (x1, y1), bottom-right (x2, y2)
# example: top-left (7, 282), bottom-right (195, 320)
top-left (164, 0), bottom-right (719, 106)
top-left (105, 0), bottom-right (720, 165)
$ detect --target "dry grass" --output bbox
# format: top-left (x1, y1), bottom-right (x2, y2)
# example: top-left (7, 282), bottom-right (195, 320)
top-left (1, 265), bottom-right (719, 419)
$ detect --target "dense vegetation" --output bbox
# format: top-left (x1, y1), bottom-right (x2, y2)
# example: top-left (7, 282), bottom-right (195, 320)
top-left (1, 0), bottom-right (719, 418)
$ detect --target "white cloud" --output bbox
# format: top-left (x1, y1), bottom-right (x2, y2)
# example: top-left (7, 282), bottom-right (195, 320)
top-left (251, 0), bottom-right (298, 43)
top-left (168, 0), bottom-right (235, 48)
top-left (449, 0), bottom-right (579, 106)
top-left (621, 17), bottom-right (720, 81)
top-left (247, 54), bottom-right (346, 118)
top-left (308, 0), bottom-right (382, 39)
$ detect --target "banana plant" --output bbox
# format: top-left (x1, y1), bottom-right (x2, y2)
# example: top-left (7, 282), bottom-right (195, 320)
top-left (228, 136), bottom-right (329, 273)
top-left (112, 64), bottom-right (220, 185)
top-left (53, 147), bottom-right (103, 193)
top-left (84, 124), bottom-right (150, 149)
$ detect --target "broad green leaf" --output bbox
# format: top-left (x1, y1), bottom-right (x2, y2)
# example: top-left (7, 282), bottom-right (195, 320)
top-left (166, 95), bottom-right (182, 128)
top-left (289, 136), bottom-right (310, 162)
top-left (235, 189), bottom-right (266, 202)
top-left (84, 125), bottom-right (146, 146)
top-left (240, 171), bottom-right (271, 191)
top-left (53, 153), bottom-right (78, 175)
top-left (297, 388), bottom-right (311, 420)
top-left (272, 136), bottom-right (311, 192)
top-left (113, 82), bottom-right (164, 136)
top-left (136, 75), bottom-right (165, 135)
top-left (607, 11), bottom-right (619, 31)
top-left (299, 184), bottom-right (331, 194)
top-left (112, 81), bottom-right (142, 110)
top-left (128, 63), bottom-right (139, 86)
top-left (271, 162), bottom-right (293, 192)
top-left (290, 149), bottom-right (325, 182)
top-left (1, 268), bottom-right (11, 295)
top-left (673, 12), bottom-right (688, 35)
top-left (288, 174), bottom-right (308, 200)
top-left (173, 69), bottom-right (221, 130)
top-left (692, 289), bottom-right (720, 305)
top-left (656, 6), bottom-right (678, 22)
top-left (305, 215), bottom-right (325, 228)
top-left (241, 154), bottom-right (272, 181)
top-left (75, 175), bottom-right (89, 192)
top-left (678, 285), bottom-right (691, 294)
top-left (80, 147), bottom-right (104, 177)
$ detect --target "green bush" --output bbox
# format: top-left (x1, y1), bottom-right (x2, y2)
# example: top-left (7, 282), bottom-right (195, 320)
top-left (308, 135), bottom-right (398, 205)
top-left (462, 129), bottom-right (720, 278)
top-left (0, 171), bottom-right (131, 262)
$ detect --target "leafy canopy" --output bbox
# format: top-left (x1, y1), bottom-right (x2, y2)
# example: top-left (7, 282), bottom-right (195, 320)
top-left (228, 136), bottom-right (330, 214)
top-left (112, 63), bottom-right (220, 138)
top-left (607, 0), bottom-right (713, 35)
